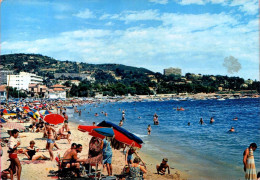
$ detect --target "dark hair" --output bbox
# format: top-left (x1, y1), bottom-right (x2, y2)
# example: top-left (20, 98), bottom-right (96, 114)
top-left (133, 157), bottom-right (141, 163)
top-left (250, 143), bottom-right (257, 149)
top-left (30, 140), bottom-right (35, 144)
top-left (11, 129), bottom-right (19, 136)
top-left (76, 144), bottom-right (82, 148)
top-left (71, 143), bottom-right (77, 147)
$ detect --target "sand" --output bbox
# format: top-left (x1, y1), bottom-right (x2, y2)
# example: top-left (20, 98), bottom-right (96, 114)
top-left (1, 120), bottom-right (187, 180)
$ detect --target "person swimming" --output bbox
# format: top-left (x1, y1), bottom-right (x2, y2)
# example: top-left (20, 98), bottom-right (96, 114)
top-left (229, 127), bottom-right (235, 132)
top-left (210, 117), bottom-right (215, 124)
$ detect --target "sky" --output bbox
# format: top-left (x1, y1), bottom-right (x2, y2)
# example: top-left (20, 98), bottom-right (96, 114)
top-left (1, 0), bottom-right (259, 80)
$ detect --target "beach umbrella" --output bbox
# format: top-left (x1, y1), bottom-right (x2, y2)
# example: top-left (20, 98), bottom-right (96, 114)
top-left (98, 121), bottom-right (143, 144)
top-left (0, 118), bottom-right (6, 123)
top-left (78, 125), bottom-right (105, 139)
top-left (3, 109), bottom-right (8, 114)
top-left (39, 110), bottom-right (52, 115)
top-left (3, 122), bottom-right (26, 131)
top-left (93, 127), bottom-right (114, 137)
top-left (78, 125), bottom-right (142, 148)
top-left (44, 114), bottom-right (64, 125)
top-left (23, 106), bottom-right (30, 110)
top-left (28, 112), bottom-right (34, 117)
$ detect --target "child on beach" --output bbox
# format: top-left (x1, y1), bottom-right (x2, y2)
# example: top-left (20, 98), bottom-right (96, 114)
top-left (156, 158), bottom-right (170, 175)
top-left (8, 129), bottom-right (22, 180)
top-left (147, 125), bottom-right (151, 135)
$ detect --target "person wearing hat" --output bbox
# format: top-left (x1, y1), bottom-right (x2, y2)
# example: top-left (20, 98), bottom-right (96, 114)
top-left (156, 158), bottom-right (170, 175)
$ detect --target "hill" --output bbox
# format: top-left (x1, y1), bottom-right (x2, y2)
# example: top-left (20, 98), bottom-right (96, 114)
top-left (0, 53), bottom-right (154, 79)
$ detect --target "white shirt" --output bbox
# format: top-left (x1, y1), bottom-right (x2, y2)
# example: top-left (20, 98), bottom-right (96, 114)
top-left (8, 136), bottom-right (19, 149)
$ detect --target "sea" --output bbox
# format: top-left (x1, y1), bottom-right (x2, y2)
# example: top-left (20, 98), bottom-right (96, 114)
top-left (68, 98), bottom-right (260, 180)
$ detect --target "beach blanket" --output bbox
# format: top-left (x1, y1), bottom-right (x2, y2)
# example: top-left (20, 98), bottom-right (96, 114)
top-left (245, 148), bottom-right (257, 180)
top-left (20, 160), bottom-right (46, 165)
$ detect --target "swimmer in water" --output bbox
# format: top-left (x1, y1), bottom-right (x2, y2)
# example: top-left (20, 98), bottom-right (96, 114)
top-left (210, 117), bottom-right (215, 124)
top-left (229, 127), bottom-right (235, 132)
top-left (147, 125), bottom-right (151, 135)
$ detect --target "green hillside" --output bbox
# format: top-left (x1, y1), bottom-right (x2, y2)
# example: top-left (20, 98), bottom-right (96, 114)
top-left (0, 53), bottom-right (154, 78)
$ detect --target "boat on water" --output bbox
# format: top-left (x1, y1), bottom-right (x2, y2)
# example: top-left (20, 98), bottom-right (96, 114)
top-left (217, 98), bottom-right (225, 101)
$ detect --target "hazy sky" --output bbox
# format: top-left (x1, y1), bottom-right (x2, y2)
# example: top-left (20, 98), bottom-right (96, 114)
top-left (1, 0), bottom-right (259, 80)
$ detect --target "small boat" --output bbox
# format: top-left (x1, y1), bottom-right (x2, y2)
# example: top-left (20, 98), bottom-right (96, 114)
top-left (217, 98), bottom-right (225, 101)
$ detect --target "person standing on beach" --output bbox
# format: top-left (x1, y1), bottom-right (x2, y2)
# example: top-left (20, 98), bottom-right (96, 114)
top-left (8, 129), bottom-right (22, 180)
top-left (243, 143), bottom-right (257, 180)
top-left (45, 123), bottom-right (57, 161)
top-left (103, 138), bottom-right (113, 176)
top-left (62, 112), bottom-right (68, 122)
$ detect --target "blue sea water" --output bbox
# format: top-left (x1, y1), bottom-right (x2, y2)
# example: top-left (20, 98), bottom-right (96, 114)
top-left (69, 98), bottom-right (260, 180)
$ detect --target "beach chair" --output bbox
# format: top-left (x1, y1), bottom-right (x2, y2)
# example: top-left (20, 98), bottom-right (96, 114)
top-left (54, 155), bottom-right (81, 179)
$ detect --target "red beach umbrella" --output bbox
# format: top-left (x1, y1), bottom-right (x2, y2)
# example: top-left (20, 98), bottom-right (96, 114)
top-left (23, 106), bottom-right (30, 110)
top-left (78, 125), bottom-right (105, 139)
top-left (44, 114), bottom-right (64, 125)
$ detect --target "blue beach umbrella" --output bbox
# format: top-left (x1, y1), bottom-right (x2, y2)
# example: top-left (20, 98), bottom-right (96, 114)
top-left (0, 118), bottom-right (6, 123)
top-left (93, 127), bottom-right (114, 137)
top-left (28, 112), bottom-right (34, 117)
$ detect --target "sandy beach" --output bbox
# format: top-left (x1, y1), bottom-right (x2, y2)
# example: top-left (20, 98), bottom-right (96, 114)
top-left (1, 120), bottom-right (187, 180)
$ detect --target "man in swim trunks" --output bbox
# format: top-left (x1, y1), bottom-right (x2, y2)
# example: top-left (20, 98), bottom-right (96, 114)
top-left (45, 123), bottom-right (57, 161)
top-left (63, 143), bottom-right (77, 158)
top-left (156, 158), bottom-right (170, 175)
top-left (62, 144), bottom-right (85, 177)
top-left (62, 112), bottom-right (69, 121)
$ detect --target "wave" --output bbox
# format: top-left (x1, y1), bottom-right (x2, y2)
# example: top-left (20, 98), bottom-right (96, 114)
top-left (133, 133), bottom-right (148, 138)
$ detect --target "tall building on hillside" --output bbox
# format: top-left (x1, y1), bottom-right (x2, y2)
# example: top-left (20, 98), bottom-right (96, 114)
top-left (7, 72), bottom-right (43, 90)
top-left (163, 67), bottom-right (182, 76)
top-left (0, 70), bottom-right (13, 85)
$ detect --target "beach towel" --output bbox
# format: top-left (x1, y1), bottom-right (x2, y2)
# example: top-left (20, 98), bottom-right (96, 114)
top-left (20, 160), bottom-right (46, 165)
top-left (245, 148), bottom-right (257, 180)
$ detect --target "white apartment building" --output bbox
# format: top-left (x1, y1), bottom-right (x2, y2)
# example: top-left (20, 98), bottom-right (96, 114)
top-left (7, 72), bottom-right (43, 90)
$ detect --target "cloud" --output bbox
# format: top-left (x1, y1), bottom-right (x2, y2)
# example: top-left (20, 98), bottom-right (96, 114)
top-left (1, 12), bottom-right (258, 80)
top-left (175, 0), bottom-right (258, 15)
top-left (178, 0), bottom-right (205, 5)
top-left (230, 0), bottom-right (258, 15)
top-left (100, 9), bottom-right (160, 23)
top-left (73, 8), bottom-right (95, 19)
top-left (148, 0), bottom-right (169, 5)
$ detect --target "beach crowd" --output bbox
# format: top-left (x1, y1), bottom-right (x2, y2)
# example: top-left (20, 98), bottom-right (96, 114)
top-left (0, 99), bottom-right (177, 180)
